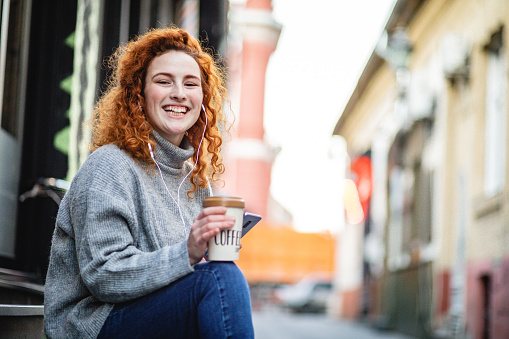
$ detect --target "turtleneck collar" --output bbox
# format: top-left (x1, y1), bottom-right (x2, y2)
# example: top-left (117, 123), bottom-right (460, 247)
top-left (152, 130), bottom-right (195, 170)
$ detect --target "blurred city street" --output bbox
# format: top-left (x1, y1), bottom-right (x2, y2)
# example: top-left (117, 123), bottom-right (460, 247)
top-left (252, 307), bottom-right (414, 339)
top-left (2, 0), bottom-right (509, 338)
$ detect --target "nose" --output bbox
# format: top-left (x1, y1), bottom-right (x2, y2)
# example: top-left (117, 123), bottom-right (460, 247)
top-left (170, 84), bottom-right (186, 101)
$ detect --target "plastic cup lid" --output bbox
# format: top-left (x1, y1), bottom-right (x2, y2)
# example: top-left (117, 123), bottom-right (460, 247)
top-left (203, 196), bottom-right (245, 208)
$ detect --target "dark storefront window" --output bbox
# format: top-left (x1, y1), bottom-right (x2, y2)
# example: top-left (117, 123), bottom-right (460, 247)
top-left (1, 0), bottom-right (27, 137)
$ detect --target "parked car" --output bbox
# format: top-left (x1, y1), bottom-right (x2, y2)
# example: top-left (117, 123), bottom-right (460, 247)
top-left (274, 273), bottom-right (333, 313)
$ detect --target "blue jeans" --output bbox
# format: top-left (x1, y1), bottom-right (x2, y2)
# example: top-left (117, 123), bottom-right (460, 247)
top-left (97, 261), bottom-right (254, 338)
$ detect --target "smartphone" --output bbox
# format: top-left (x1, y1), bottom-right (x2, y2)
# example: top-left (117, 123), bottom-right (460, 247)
top-left (242, 212), bottom-right (262, 237)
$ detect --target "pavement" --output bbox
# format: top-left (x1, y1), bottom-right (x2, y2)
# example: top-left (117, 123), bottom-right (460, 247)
top-left (252, 307), bottom-right (415, 339)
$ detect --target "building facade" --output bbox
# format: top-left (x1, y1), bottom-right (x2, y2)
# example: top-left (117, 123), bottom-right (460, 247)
top-left (333, 0), bottom-right (509, 338)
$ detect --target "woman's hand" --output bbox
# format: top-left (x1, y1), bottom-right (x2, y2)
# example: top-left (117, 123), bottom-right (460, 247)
top-left (187, 206), bottom-right (236, 265)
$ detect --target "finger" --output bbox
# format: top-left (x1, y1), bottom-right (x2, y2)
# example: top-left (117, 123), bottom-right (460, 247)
top-left (200, 217), bottom-right (238, 241)
top-left (199, 206), bottom-right (228, 218)
top-left (201, 220), bottom-right (235, 237)
top-left (194, 207), bottom-right (228, 224)
top-left (191, 220), bottom-right (231, 245)
top-left (202, 227), bottom-right (221, 241)
top-left (195, 214), bottom-right (236, 229)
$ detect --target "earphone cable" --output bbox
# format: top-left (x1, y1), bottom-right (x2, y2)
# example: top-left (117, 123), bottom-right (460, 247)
top-left (150, 105), bottom-right (208, 233)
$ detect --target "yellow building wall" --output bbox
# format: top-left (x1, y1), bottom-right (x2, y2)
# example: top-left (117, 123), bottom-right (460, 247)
top-left (342, 0), bottom-right (509, 268)
top-left (336, 0), bottom-right (509, 331)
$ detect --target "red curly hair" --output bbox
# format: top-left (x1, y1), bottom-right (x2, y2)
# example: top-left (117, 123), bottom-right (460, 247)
top-left (90, 27), bottom-right (228, 196)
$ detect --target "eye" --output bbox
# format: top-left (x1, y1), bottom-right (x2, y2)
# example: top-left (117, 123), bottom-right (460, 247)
top-left (185, 82), bottom-right (199, 87)
top-left (157, 79), bottom-right (171, 85)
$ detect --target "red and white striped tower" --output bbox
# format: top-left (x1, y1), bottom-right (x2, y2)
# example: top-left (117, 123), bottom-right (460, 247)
top-left (222, 0), bottom-right (281, 219)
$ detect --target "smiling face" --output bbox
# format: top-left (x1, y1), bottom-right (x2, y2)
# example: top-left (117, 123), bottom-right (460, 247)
top-left (143, 50), bottom-right (203, 146)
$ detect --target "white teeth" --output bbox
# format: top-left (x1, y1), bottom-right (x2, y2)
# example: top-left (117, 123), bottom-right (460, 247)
top-left (163, 106), bottom-right (187, 115)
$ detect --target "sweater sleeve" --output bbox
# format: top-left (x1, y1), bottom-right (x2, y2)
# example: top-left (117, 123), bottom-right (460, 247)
top-left (73, 188), bottom-right (194, 303)
top-left (66, 145), bottom-right (199, 304)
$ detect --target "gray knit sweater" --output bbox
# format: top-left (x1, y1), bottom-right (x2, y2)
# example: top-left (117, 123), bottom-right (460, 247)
top-left (44, 132), bottom-right (210, 338)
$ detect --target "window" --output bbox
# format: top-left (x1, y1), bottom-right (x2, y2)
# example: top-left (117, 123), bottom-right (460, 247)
top-left (1, 0), bottom-right (26, 137)
top-left (484, 28), bottom-right (506, 196)
top-left (387, 165), bottom-right (405, 269)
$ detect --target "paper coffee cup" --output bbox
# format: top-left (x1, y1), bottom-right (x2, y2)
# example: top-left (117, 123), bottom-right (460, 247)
top-left (203, 196), bottom-right (245, 261)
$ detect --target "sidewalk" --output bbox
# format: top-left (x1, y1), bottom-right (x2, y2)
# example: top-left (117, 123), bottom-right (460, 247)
top-left (253, 308), bottom-right (415, 339)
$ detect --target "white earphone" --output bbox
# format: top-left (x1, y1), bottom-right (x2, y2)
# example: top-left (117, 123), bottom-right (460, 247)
top-left (148, 143), bottom-right (155, 157)
top-left (149, 105), bottom-right (208, 232)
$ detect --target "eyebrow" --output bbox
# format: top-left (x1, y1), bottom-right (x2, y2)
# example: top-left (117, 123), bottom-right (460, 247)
top-left (152, 72), bottom-right (201, 81)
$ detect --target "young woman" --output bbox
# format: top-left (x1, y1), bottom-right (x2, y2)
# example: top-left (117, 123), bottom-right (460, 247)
top-left (44, 27), bottom-right (254, 339)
